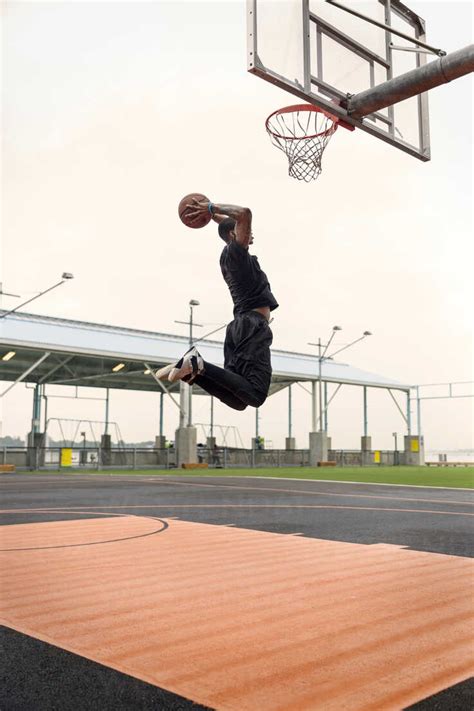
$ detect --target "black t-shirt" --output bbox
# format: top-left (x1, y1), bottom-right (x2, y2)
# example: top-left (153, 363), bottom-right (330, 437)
top-left (220, 241), bottom-right (279, 316)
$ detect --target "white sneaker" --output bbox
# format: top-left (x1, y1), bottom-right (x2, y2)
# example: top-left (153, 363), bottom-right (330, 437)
top-left (155, 346), bottom-right (195, 380)
top-left (168, 348), bottom-right (204, 383)
top-left (155, 362), bottom-right (176, 380)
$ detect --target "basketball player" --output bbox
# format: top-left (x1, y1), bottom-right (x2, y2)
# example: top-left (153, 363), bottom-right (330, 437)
top-left (157, 199), bottom-right (278, 410)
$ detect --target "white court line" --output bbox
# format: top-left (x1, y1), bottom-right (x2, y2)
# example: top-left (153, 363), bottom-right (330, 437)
top-left (250, 476), bottom-right (474, 492)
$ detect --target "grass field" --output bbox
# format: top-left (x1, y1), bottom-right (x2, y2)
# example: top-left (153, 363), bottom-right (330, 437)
top-left (24, 466), bottom-right (474, 488)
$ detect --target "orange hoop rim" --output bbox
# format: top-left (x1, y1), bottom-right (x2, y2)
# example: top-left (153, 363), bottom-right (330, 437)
top-left (265, 104), bottom-right (354, 140)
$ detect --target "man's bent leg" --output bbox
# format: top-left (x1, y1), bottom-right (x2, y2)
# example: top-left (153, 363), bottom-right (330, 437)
top-left (193, 371), bottom-right (249, 411)
top-left (196, 362), bottom-right (267, 408)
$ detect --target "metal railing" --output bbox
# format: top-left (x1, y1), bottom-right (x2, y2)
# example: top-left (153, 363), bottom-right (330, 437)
top-left (0, 446), bottom-right (408, 471)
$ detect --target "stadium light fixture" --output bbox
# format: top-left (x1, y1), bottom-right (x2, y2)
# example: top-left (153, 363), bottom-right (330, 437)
top-left (112, 363), bottom-right (125, 372)
top-left (2, 351), bottom-right (16, 361)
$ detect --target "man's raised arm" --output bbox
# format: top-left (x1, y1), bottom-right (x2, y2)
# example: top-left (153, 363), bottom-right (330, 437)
top-left (187, 199), bottom-right (252, 249)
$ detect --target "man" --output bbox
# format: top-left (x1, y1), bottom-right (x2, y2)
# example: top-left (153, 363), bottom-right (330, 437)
top-left (157, 199), bottom-right (278, 410)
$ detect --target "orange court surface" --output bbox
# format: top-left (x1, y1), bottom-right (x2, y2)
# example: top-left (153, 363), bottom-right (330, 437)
top-left (1, 473), bottom-right (473, 710)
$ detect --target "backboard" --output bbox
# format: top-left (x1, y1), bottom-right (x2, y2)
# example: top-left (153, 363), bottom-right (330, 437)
top-left (247, 0), bottom-right (432, 160)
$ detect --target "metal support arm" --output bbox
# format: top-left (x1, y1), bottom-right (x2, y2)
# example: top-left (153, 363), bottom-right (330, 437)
top-left (347, 44), bottom-right (474, 119)
top-left (1, 352), bottom-right (51, 397)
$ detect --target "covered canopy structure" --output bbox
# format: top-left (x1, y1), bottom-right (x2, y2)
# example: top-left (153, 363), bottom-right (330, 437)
top-left (0, 311), bottom-right (418, 458)
top-left (1, 311), bottom-right (410, 393)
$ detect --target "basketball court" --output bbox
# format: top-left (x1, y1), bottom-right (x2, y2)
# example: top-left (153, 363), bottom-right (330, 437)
top-left (1, 473), bottom-right (473, 709)
top-left (2, 2), bottom-right (473, 710)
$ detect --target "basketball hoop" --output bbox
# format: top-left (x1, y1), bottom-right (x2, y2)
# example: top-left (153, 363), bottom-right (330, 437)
top-left (265, 104), bottom-right (353, 182)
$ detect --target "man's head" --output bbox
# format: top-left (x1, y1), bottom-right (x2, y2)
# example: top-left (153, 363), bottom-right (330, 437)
top-left (218, 218), bottom-right (254, 245)
top-left (218, 218), bottom-right (236, 243)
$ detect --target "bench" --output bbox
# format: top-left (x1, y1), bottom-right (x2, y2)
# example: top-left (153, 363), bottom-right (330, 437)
top-left (181, 463), bottom-right (209, 470)
top-left (317, 461), bottom-right (336, 467)
top-left (426, 462), bottom-right (472, 467)
top-left (0, 464), bottom-right (16, 473)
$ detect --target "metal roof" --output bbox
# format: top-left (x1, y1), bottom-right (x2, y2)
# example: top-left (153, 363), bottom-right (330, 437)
top-left (0, 311), bottom-right (411, 395)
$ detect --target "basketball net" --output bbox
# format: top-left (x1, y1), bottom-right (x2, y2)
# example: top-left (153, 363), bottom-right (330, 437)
top-left (265, 104), bottom-right (350, 182)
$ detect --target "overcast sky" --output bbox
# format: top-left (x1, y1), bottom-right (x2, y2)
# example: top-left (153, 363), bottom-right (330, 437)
top-left (1, 1), bottom-right (473, 451)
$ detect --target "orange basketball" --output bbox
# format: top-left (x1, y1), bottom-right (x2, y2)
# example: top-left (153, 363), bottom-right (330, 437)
top-left (178, 192), bottom-right (211, 229)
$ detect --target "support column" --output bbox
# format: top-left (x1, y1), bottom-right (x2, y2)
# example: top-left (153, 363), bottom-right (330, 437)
top-left (155, 392), bottom-right (166, 448)
top-left (360, 387), bottom-right (372, 464)
top-left (206, 435), bottom-right (217, 466)
top-left (175, 426), bottom-right (197, 467)
top-left (361, 435), bottom-right (372, 465)
top-left (406, 391), bottom-right (412, 436)
top-left (252, 408), bottom-right (263, 450)
top-left (286, 384), bottom-right (295, 449)
top-left (363, 386), bottom-right (368, 437)
top-left (104, 388), bottom-right (110, 435)
top-left (159, 392), bottom-right (164, 437)
top-left (309, 431), bottom-right (328, 467)
top-left (416, 386), bottom-right (422, 437)
top-left (311, 381), bottom-right (317, 432)
top-left (309, 380), bottom-right (328, 464)
top-left (179, 381), bottom-right (187, 429)
top-left (404, 435), bottom-right (425, 465)
top-left (323, 382), bottom-right (328, 432)
top-left (100, 433), bottom-right (112, 466)
top-left (210, 396), bottom-right (214, 438)
top-left (27, 385), bottom-right (44, 468)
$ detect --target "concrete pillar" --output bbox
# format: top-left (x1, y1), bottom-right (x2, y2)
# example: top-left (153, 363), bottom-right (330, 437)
top-left (175, 426), bottom-right (197, 467)
top-left (206, 436), bottom-right (216, 449)
top-left (155, 435), bottom-right (166, 449)
top-left (309, 431), bottom-right (328, 466)
top-left (285, 437), bottom-right (296, 450)
top-left (101, 433), bottom-right (112, 466)
top-left (360, 436), bottom-right (372, 466)
top-left (404, 435), bottom-right (425, 465)
top-left (31, 385), bottom-right (42, 434)
top-left (179, 382), bottom-right (188, 429)
top-left (27, 431), bottom-right (45, 469)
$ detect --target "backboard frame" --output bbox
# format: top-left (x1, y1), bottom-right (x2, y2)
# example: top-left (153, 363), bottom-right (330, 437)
top-left (247, 0), bottom-right (431, 161)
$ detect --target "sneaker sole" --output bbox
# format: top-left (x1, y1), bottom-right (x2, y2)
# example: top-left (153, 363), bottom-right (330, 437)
top-left (168, 363), bottom-right (192, 383)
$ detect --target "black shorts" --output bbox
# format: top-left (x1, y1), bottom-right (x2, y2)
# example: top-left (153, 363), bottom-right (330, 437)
top-left (224, 311), bottom-right (273, 398)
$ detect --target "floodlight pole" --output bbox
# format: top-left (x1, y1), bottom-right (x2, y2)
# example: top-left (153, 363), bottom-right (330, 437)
top-left (308, 326), bottom-right (342, 431)
top-left (309, 327), bottom-right (372, 432)
top-left (175, 300), bottom-right (202, 427)
top-left (347, 44), bottom-right (474, 119)
top-left (318, 339), bottom-right (323, 433)
top-left (0, 273), bottom-right (74, 319)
